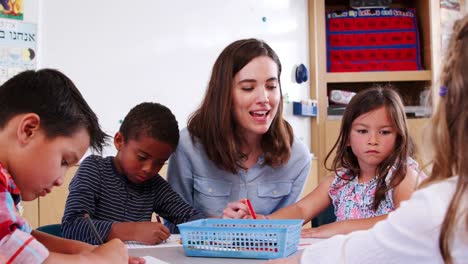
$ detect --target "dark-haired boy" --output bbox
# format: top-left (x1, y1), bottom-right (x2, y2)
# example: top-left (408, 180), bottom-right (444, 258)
top-left (62, 102), bottom-right (204, 245)
top-left (0, 69), bottom-right (132, 263)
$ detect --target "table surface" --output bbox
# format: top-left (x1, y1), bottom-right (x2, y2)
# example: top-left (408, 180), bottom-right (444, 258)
top-left (128, 237), bottom-right (322, 264)
top-left (129, 246), bottom-right (266, 264)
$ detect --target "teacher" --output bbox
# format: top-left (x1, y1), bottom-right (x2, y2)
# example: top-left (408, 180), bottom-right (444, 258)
top-left (167, 38), bottom-right (311, 229)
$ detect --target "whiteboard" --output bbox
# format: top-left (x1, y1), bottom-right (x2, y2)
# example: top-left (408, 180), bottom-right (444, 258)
top-left (39, 0), bottom-right (311, 157)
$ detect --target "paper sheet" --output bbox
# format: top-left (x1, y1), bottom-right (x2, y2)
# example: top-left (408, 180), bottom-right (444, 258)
top-left (297, 237), bottom-right (323, 250)
top-left (126, 234), bottom-right (182, 249)
top-left (141, 256), bottom-right (169, 264)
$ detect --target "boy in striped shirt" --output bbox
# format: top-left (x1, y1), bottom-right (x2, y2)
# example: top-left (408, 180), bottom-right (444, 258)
top-left (62, 102), bottom-right (205, 245)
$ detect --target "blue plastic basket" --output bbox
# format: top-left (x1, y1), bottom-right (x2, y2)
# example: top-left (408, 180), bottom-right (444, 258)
top-left (177, 219), bottom-right (303, 259)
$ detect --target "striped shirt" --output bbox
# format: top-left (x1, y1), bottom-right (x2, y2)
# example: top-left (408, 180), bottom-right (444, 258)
top-left (0, 162), bottom-right (49, 263)
top-left (61, 155), bottom-right (205, 244)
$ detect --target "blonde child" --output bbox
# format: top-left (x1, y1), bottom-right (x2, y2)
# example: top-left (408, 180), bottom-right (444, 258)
top-left (0, 69), bottom-right (141, 263)
top-left (224, 87), bottom-right (421, 238)
top-left (266, 14), bottom-right (468, 264)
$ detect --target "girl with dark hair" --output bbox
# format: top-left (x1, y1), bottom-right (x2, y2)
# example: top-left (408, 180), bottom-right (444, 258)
top-left (237, 87), bottom-right (422, 239)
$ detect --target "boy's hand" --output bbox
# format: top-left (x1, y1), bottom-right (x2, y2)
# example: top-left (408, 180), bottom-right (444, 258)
top-left (222, 199), bottom-right (250, 219)
top-left (129, 256), bottom-right (146, 264)
top-left (132, 222), bottom-right (170, 245)
top-left (89, 238), bottom-right (128, 263)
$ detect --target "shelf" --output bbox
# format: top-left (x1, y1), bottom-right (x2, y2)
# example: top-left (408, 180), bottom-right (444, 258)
top-left (308, 0), bottom-right (438, 181)
top-left (326, 70), bottom-right (432, 83)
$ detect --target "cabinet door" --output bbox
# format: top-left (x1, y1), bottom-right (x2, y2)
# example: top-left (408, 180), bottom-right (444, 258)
top-left (38, 166), bottom-right (78, 225)
top-left (301, 158), bottom-right (318, 228)
top-left (22, 200), bottom-right (39, 229)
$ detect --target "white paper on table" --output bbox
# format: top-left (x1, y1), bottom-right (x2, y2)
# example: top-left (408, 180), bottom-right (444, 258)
top-left (141, 256), bottom-right (169, 264)
top-left (126, 234), bottom-right (182, 249)
top-left (297, 237), bottom-right (324, 250)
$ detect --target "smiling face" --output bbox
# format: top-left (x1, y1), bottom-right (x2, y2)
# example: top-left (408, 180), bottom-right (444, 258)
top-left (231, 56), bottom-right (280, 140)
top-left (9, 116), bottom-right (90, 201)
top-left (113, 132), bottom-right (174, 184)
top-left (348, 106), bottom-right (397, 171)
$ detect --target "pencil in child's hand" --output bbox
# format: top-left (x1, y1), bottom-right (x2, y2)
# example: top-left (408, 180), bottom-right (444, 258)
top-left (84, 213), bottom-right (104, 245)
top-left (243, 199), bottom-right (257, 219)
top-left (155, 215), bottom-right (168, 243)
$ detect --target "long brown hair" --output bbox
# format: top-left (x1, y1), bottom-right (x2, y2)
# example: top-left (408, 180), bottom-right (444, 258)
top-left (188, 38), bottom-right (293, 173)
top-left (424, 15), bottom-right (468, 264)
top-left (325, 86), bottom-right (411, 210)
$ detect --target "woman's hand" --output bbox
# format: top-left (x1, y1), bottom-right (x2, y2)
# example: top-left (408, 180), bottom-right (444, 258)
top-left (222, 199), bottom-right (250, 219)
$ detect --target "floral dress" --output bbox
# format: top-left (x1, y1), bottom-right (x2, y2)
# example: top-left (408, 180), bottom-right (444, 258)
top-left (329, 157), bottom-right (420, 221)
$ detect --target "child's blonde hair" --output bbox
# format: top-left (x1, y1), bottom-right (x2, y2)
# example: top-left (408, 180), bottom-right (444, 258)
top-left (325, 86), bottom-right (412, 210)
top-left (424, 15), bottom-right (468, 264)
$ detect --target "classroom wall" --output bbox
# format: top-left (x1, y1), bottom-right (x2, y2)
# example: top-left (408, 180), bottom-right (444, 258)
top-left (22, 1), bottom-right (38, 23)
top-left (38, 0), bottom-right (312, 157)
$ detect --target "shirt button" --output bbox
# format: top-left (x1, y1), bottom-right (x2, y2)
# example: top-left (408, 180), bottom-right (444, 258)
top-left (273, 190), bottom-right (278, 195)
top-left (208, 188), bottom-right (213, 193)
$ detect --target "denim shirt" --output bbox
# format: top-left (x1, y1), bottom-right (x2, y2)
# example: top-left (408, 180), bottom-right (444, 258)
top-left (167, 129), bottom-right (312, 220)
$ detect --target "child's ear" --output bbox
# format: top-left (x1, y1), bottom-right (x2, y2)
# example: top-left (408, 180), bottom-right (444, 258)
top-left (17, 113), bottom-right (41, 144)
top-left (114, 132), bottom-right (124, 150)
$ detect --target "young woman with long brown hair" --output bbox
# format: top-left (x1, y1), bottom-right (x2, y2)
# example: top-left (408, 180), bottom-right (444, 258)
top-left (166, 39), bottom-right (311, 230)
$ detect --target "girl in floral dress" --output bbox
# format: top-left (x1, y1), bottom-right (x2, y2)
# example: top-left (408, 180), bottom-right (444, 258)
top-left (224, 86), bottom-right (424, 238)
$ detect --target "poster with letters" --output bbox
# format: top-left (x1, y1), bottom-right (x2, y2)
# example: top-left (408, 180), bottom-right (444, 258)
top-left (0, 18), bottom-right (36, 85)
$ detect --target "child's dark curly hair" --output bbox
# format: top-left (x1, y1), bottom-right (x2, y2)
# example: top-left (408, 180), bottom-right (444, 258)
top-left (119, 102), bottom-right (179, 148)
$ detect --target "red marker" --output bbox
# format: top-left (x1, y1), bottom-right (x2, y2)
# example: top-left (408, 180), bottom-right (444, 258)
top-left (244, 199), bottom-right (257, 219)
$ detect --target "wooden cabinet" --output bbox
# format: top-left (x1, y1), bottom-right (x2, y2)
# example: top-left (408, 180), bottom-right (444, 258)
top-left (21, 166), bottom-right (78, 229)
top-left (38, 166), bottom-right (77, 226)
top-left (308, 0), bottom-right (440, 179)
top-left (22, 199), bottom-right (39, 229)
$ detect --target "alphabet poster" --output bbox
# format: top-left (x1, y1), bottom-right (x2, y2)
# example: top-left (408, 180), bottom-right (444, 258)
top-left (0, 19), bottom-right (36, 85)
